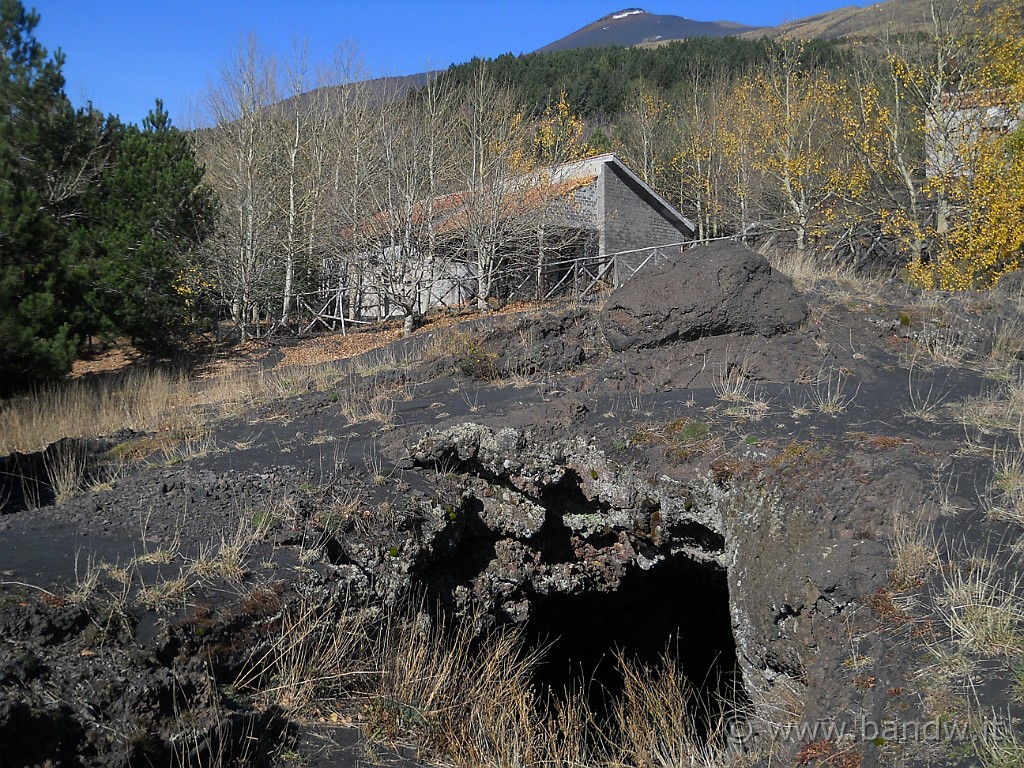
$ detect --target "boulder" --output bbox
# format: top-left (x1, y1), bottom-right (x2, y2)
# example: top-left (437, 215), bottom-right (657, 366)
top-left (600, 242), bottom-right (809, 351)
top-left (995, 269), bottom-right (1024, 297)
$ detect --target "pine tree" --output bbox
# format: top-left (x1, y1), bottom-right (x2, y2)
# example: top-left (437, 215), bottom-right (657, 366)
top-left (87, 101), bottom-right (216, 351)
top-left (0, 0), bottom-right (88, 390)
top-left (2, 2), bottom-right (216, 391)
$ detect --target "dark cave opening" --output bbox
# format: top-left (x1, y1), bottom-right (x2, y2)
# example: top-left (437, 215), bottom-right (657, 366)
top-left (523, 553), bottom-right (745, 728)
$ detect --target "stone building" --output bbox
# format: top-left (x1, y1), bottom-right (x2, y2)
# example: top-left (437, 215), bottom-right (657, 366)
top-left (926, 90), bottom-right (1024, 180)
top-left (333, 153), bottom-right (695, 321)
top-left (552, 152), bottom-right (695, 266)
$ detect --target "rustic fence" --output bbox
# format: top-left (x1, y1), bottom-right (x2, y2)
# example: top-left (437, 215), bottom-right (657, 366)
top-left (501, 240), bottom-right (690, 303)
top-left (228, 239), bottom-right (694, 339)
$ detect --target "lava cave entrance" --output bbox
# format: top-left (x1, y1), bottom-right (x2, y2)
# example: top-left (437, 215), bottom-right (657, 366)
top-left (524, 553), bottom-right (745, 725)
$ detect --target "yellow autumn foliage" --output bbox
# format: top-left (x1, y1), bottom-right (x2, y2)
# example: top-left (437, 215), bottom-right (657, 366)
top-left (533, 91), bottom-right (589, 165)
top-left (906, 0), bottom-right (1024, 290)
top-left (909, 129), bottom-right (1024, 290)
top-left (732, 63), bottom-right (865, 251)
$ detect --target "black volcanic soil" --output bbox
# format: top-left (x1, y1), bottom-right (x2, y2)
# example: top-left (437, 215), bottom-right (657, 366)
top-left (2, 243), bottom-right (1022, 767)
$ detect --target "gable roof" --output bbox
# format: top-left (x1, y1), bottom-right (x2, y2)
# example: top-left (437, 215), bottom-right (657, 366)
top-left (351, 153), bottom-right (695, 243)
top-left (355, 173), bottom-right (599, 242)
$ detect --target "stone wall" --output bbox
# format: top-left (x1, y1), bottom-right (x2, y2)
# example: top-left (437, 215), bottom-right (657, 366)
top-left (600, 164), bottom-right (690, 258)
top-left (570, 178), bottom-right (599, 228)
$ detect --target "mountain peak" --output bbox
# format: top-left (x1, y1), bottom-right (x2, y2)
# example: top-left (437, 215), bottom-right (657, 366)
top-left (606, 9), bottom-right (648, 21)
top-left (536, 8), bottom-right (756, 54)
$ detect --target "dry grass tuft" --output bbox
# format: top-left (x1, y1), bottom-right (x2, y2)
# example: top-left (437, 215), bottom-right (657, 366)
top-left (958, 377), bottom-right (1024, 438)
top-left (136, 576), bottom-right (192, 612)
top-left (67, 552), bottom-right (102, 605)
top-left (229, 594), bottom-right (757, 767)
top-left (370, 607), bottom-right (541, 763)
top-left (761, 245), bottom-right (886, 313)
top-left (351, 344), bottom-right (416, 378)
top-left (422, 328), bottom-right (500, 381)
top-left (915, 317), bottom-right (970, 367)
top-left (237, 598), bottom-right (546, 765)
top-left (990, 315), bottom-right (1024, 365)
top-left (157, 420), bottom-right (218, 465)
top-left (362, 442), bottom-right (394, 487)
top-left (904, 362), bottom-right (954, 422)
top-left (988, 448), bottom-right (1024, 528)
top-left (806, 362), bottom-right (858, 415)
top-left (760, 246), bottom-right (860, 290)
top-left (330, 371), bottom-right (415, 428)
top-left (0, 368), bottom-right (189, 455)
top-left (42, 441), bottom-right (89, 503)
top-left (889, 506), bottom-right (938, 591)
top-left (236, 595), bottom-right (376, 715)
top-left (712, 355), bottom-right (771, 420)
top-left (611, 652), bottom-right (742, 768)
top-left (315, 491), bottom-right (367, 536)
top-left (188, 517), bottom-right (261, 584)
top-left (976, 727), bottom-right (1024, 768)
top-left (936, 558), bottom-right (1023, 658)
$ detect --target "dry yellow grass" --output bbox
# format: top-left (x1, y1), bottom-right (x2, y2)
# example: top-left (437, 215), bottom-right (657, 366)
top-left (937, 558), bottom-right (1023, 658)
top-left (230, 592), bottom-right (757, 768)
top-left (759, 244), bottom-right (884, 305)
top-left (1, 304), bottom-right (543, 457)
top-left (889, 504), bottom-right (938, 590)
top-left (0, 368), bottom-right (189, 455)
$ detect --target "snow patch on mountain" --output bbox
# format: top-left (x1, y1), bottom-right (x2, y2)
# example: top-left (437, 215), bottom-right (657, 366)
top-left (611, 9), bottom-right (645, 20)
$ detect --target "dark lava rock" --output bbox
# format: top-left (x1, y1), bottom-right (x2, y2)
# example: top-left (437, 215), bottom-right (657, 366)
top-left (0, 435), bottom-right (126, 515)
top-left (0, 600), bottom-right (90, 646)
top-left (995, 268), bottom-right (1024, 296)
top-left (0, 698), bottom-right (83, 767)
top-left (600, 242), bottom-right (809, 351)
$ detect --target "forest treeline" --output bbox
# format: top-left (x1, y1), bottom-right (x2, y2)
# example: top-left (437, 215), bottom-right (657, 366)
top-left (439, 37), bottom-right (849, 118)
top-left (188, 0), bottom-right (1024, 351)
top-left (2, 0), bottom-right (1023, 392)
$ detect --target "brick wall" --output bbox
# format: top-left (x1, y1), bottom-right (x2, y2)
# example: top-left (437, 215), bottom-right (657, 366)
top-left (600, 163), bottom-right (690, 258)
top-left (572, 180), bottom-right (599, 226)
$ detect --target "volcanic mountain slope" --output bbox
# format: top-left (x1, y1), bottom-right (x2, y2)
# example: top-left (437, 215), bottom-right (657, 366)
top-left (539, 0), bottom-right (950, 53)
top-left (278, 1), bottom-right (942, 121)
top-left (536, 8), bottom-right (760, 53)
top-left (740, 0), bottom-right (949, 40)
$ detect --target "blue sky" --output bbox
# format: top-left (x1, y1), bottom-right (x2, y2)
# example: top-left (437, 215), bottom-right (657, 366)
top-left (31, 1), bottom-right (861, 125)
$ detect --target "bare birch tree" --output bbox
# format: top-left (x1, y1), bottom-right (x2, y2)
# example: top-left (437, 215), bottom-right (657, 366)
top-left (321, 45), bottom-right (378, 328)
top-left (198, 35), bottom-right (281, 340)
top-left (736, 47), bottom-right (858, 254)
top-left (455, 68), bottom-right (536, 311)
top-left (672, 69), bottom-right (731, 242)
top-left (618, 81), bottom-right (673, 190)
top-left (365, 77), bottom-right (458, 333)
top-left (277, 39), bottom-right (310, 325)
top-left (290, 59), bottom-right (347, 328)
